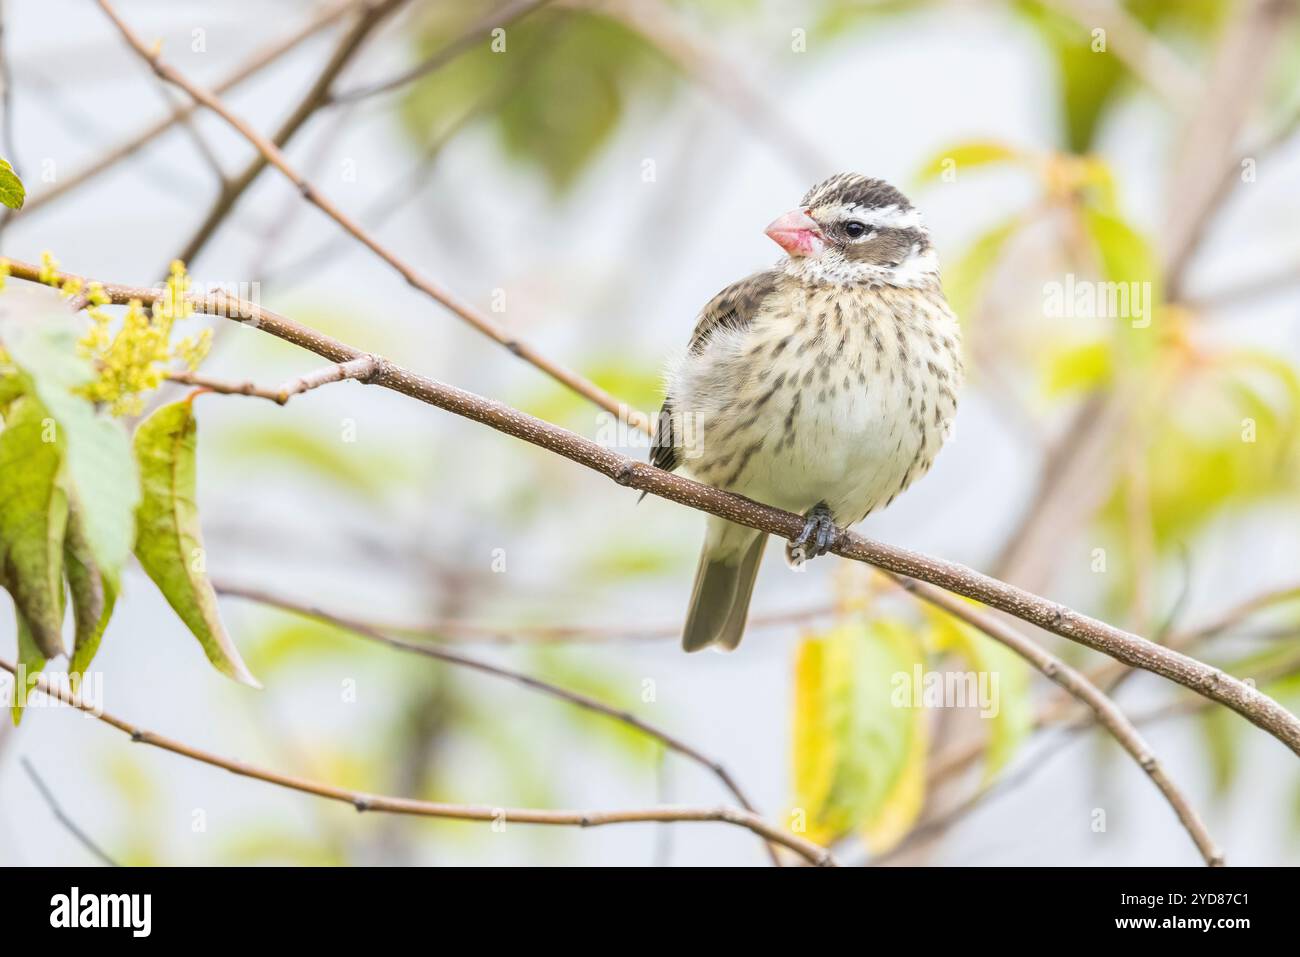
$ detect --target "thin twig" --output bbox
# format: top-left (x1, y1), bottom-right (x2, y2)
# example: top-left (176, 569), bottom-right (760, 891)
top-left (93, 0), bottom-right (650, 434)
top-left (171, 0), bottom-right (410, 272)
top-left (275, 354), bottom-right (383, 401)
top-left (19, 758), bottom-right (121, 867)
top-left (888, 575), bottom-right (1225, 867)
top-left (10, 258), bottom-right (1300, 760)
top-left (165, 370), bottom-right (289, 404)
top-left (216, 580), bottom-right (785, 865)
top-left (216, 579), bottom-right (836, 644)
top-left (14, 0), bottom-right (359, 219)
top-left (0, 658), bottom-right (834, 866)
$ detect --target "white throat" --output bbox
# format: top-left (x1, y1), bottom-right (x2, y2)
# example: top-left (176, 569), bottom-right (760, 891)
top-left (780, 243), bottom-right (940, 289)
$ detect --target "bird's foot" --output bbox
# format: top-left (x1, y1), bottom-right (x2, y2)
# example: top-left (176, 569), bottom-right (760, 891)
top-left (786, 503), bottom-right (838, 566)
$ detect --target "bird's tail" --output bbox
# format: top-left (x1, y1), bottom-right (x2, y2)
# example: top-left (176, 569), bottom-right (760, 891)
top-left (682, 518), bottom-right (766, 652)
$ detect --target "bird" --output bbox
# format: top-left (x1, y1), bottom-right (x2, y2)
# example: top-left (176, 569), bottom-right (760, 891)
top-left (651, 173), bottom-right (963, 652)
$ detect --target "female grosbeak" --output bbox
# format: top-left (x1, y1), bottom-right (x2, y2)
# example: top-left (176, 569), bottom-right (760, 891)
top-left (653, 174), bottom-right (962, 652)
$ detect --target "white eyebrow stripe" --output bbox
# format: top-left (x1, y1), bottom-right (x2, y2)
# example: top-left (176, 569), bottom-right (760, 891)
top-left (847, 204), bottom-right (923, 229)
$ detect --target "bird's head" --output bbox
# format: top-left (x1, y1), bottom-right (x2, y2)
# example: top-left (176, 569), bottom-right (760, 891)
top-left (765, 173), bottom-right (939, 288)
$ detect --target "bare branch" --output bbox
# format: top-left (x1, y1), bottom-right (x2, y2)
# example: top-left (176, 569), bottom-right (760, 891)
top-left (0, 658), bottom-right (834, 866)
top-left (10, 257), bottom-right (1300, 759)
top-left (216, 578), bottom-right (836, 644)
top-left (19, 758), bottom-right (121, 867)
top-left (93, 0), bottom-right (651, 434)
top-left (171, 0), bottom-right (410, 272)
top-left (14, 0), bottom-right (359, 219)
top-left (165, 370), bottom-right (288, 404)
top-left (215, 580), bottom-right (784, 865)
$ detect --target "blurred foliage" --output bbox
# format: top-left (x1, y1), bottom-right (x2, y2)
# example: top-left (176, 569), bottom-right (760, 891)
top-left (1103, 350), bottom-right (1300, 570)
top-left (1017, 0), bottom-right (1232, 150)
top-left (518, 353), bottom-right (664, 432)
top-left (400, 6), bottom-right (675, 192)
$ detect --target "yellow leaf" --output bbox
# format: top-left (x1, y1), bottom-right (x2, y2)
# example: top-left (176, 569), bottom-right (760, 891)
top-left (790, 619), bottom-right (929, 848)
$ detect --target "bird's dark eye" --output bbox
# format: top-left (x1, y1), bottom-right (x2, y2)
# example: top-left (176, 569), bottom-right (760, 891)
top-left (844, 221), bottom-right (868, 239)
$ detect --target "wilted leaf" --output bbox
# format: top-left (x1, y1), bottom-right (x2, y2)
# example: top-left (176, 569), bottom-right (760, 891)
top-left (0, 395), bottom-right (68, 657)
top-left (133, 400), bottom-right (258, 687)
top-left (64, 502), bottom-right (115, 675)
top-left (0, 157), bottom-right (25, 210)
top-left (791, 619), bottom-right (928, 851)
top-left (12, 609), bottom-right (45, 725)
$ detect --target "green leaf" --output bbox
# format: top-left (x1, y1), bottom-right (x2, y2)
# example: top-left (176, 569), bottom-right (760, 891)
top-left (1041, 339), bottom-right (1114, 398)
top-left (913, 140), bottom-right (1024, 186)
top-left (925, 602), bottom-right (1034, 782)
top-left (1017, 1), bottom-right (1127, 151)
top-left (133, 400), bottom-right (259, 687)
top-left (0, 157), bottom-right (25, 210)
top-left (1199, 707), bottom-right (1238, 797)
top-left (11, 608), bottom-right (45, 725)
top-left (942, 215), bottom-right (1022, 321)
top-left (0, 395), bottom-right (68, 658)
top-left (5, 323), bottom-right (139, 582)
top-left (1079, 206), bottom-right (1164, 370)
top-left (791, 619), bottom-right (928, 851)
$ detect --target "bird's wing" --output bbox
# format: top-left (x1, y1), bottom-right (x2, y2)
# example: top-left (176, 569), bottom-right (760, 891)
top-left (650, 270), bottom-right (780, 474)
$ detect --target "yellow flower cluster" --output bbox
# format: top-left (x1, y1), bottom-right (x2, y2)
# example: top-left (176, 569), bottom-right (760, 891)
top-left (48, 255), bottom-right (214, 416)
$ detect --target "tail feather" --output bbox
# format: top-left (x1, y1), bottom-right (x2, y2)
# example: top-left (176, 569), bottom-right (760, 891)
top-left (682, 523), bottom-right (766, 652)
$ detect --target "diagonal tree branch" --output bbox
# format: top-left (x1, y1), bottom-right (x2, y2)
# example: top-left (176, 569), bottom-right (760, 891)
top-left (9, 257), bottom-right (1300, 760)
top-left (0, 657), bottom-right (834, 866)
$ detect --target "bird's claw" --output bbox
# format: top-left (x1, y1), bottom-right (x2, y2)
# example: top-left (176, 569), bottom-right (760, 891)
top-left (787, 503), bottom-right (838, 566)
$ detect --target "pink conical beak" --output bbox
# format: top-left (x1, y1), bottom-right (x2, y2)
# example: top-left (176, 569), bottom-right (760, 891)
top-left (765, 208), bottom-right (825, 256)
